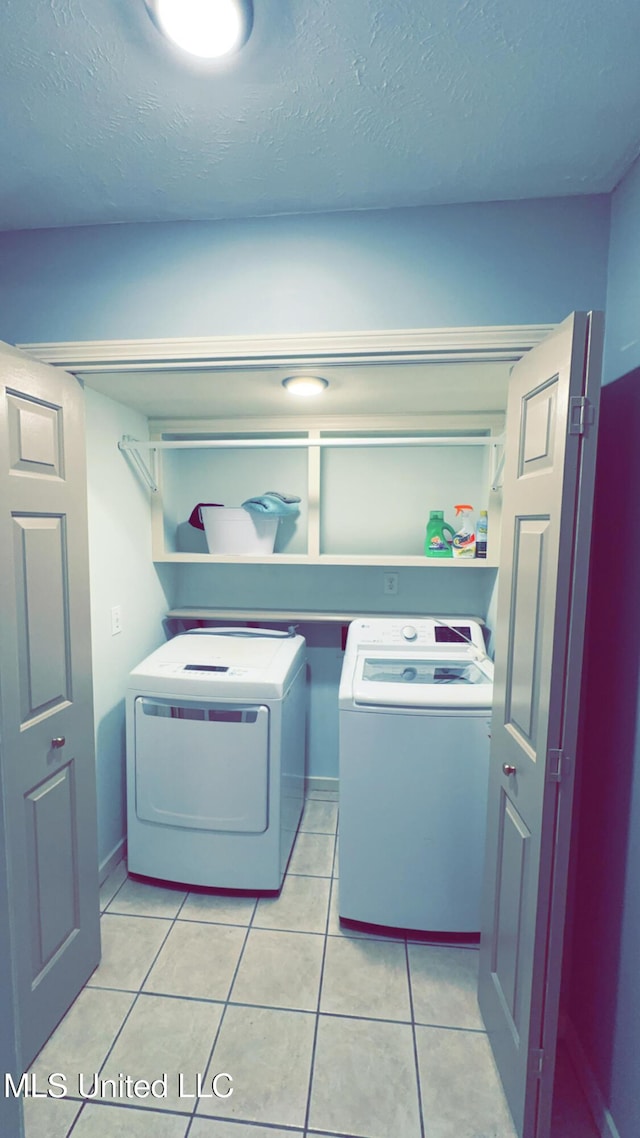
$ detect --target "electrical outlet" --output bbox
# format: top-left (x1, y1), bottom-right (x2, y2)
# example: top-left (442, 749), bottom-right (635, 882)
top-left (383, 572), bottom-right (399, 595)
top-left (111, 605), bottom-right (123, 636)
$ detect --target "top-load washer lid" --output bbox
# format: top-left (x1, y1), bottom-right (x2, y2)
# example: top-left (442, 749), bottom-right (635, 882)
top-left (339, 617), bottom-right (493, 711)
top-left (352, 650), bottom-right (494, 709)
top-left (362, 658), bottom-right (488, 685)
top-left (128, 630), bottom-right (306, 700)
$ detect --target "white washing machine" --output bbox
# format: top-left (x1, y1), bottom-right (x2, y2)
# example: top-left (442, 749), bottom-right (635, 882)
top-left (126, 628), bottom-right (306, 890)
top-left (338, 617), bottom-right (493, 934)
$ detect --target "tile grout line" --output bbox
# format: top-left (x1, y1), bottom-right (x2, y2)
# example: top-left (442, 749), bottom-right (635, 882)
top-left (405, 939), bottom-right (426, 1138)
top-left (98, 861), bottom-right (129, 914)
top-left (188, 816), bottom-right (328, 1130)
top-left (57, 840), bottom-right (290, 1136)
top-left (60, 1094), bottom-right (359, 1138)
top-left (65, 833), bottom-right (487, 1138)
top-left (65, 862), bottom-right (174, 1137)
top-left (64, 1100), bottom-right (83, 1138)
top-left (103, 899), bottom-right (481, 949)
top-left (64, 1098), bottom-right (194, 1126)
top-left (64, 816), bottom-right (329, 1136)
top-left (302, 821), bottom-right (338, 1134)
top-left (184, 891), bottom-right (259, 1133)
top-left (68, 877), bottom-right (192, 1133)
top-left (286, 872), bottom-right (332, 884)
top-left (65, 855), bottom-right (131, 1138)
top-left (55, 982), bottom-right (490, 1030)
top-left (64, 907), bottom-right (258, 1138)
top-left (71, 820), bottom-right (442, 1137)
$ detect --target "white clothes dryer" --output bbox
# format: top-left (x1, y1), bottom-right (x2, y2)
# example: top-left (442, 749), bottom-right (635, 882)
top-left (126, 628), bottom-right (306, 890)
top-left (338, 617), bottom-right (493, 933)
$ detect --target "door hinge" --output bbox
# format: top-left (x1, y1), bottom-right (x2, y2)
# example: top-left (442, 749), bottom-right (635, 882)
top-left (548, 749), bottom-right (564, 783)
top-left (530, 1048), bottom-right (545, 1079)
top-left (568, 396), bottom-right (594, 436)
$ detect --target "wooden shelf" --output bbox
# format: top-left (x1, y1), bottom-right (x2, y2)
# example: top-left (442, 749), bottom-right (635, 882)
top-left (149, 416), bottom-right (503, 567)
top-left (167, 607), bottom-right (488, 625)
top-left (154, 552), bottom-right (498, 567)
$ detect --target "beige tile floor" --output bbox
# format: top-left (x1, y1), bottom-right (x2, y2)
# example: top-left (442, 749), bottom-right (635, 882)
top-left (23, 790), bottom-right (593, 1138)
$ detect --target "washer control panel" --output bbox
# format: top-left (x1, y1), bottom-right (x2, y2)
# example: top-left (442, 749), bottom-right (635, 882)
top-left (345, 618), bottom-right (485, 653)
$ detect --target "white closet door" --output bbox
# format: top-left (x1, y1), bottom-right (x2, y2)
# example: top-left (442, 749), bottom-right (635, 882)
top-left (478, 312), bottom-right (603, 1137)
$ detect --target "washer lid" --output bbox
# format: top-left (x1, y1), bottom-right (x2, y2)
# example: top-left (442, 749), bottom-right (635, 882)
top-left (353, 653), bottom-right (493, 709)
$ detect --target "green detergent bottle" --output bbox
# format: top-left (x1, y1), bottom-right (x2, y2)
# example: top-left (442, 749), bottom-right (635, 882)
top-left (425, 510), bottom-right (455, 558)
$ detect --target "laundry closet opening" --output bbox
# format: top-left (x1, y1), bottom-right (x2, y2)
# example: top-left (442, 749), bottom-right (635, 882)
top-left (16, 325), bottom-right (552, 874)
top-left (77, 348), bottom-right (514, 808)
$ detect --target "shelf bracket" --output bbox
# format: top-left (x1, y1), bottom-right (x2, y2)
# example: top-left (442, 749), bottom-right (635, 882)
top-left (491, 439), bottom-right (505, 491)
top-left (119, 435), bottom-right (159, 493)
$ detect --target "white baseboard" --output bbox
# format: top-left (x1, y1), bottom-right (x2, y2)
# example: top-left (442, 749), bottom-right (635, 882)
top-left (564, 1018), bottom-right (622, 1138)
top-left (306, 776), bottom-right (339, 794)
top-left (99, 838), bottom-right (127, 886)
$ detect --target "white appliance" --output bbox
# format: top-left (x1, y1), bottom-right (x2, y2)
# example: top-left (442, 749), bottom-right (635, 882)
top-left (338, 617), bottom-right (493, 933)
top-left (126, 628), bottom-right (306, 890)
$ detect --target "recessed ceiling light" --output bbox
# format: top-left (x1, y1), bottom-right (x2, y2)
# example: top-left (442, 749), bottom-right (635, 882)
top-left (146, 0), bottom-right (253, 59)
top-left (282, 376), bottom-right (329, 398)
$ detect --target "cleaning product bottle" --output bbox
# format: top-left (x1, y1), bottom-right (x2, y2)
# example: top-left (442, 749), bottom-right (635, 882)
top-left (476, 509), bottom-right (488, 559)
top-left (424, 510), bottom-right (455, 558)
top-left (452, 504), bottom-right (476, 559)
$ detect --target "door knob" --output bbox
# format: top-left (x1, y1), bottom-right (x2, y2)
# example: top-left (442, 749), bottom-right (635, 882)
top-left (51, 737), bottom-right (66, 749)
top-left (502, 763), bottom-right (516, 776)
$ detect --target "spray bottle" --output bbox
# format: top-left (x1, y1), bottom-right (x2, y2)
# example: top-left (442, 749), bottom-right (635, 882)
top-left (452, 504), bottom-right (476, 559)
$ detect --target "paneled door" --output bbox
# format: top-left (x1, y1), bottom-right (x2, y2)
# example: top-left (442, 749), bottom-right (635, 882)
top-left (0, 341), bottom-right (100, 1069)
top-left (478, 312), bottom-right (603, 1137)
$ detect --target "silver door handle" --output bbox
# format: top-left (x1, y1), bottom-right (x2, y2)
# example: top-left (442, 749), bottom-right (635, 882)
top-left (502, 763), bottom-right (516, 776)
top-left (51, 737), bottom-right (66, 749)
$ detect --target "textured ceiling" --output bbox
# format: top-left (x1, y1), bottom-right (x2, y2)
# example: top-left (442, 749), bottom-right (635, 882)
top-left (80, 360), bottom-right (512, 419)
top-left (1, 0), bottom-right (640, 231)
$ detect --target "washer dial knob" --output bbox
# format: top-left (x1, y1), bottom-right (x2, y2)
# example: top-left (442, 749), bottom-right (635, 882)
top-left (401, 625), bottom-right (418, 641)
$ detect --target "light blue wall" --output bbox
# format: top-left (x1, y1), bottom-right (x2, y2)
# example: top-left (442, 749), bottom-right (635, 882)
top-left (0, 195), bottom-right (612, 863)
top-left (175, 563), bottom-right (498, 780)
top-left (603, 155), bottom-right (640, 384)
top-left (85, 387), bottom-right (176, 871)
top-left (569, 155), bottom-right (640, 1138)
top-left (0, 196), bottom-right (610, 346)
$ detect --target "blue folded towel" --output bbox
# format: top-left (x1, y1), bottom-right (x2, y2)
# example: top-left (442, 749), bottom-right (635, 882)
top-left (241, 492), bottom-right (300, 517)
top-left (263, 491), bottom-right (301, 504)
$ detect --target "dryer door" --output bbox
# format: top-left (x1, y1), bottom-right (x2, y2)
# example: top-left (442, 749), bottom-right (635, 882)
top-left (134, 698), bottom-right (269, 833)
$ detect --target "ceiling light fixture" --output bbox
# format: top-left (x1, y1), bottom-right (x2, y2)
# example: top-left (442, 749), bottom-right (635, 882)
top-left (146, 0), bottom-right (253, 60)
top-left (282, 376), bottom-right (329, 398)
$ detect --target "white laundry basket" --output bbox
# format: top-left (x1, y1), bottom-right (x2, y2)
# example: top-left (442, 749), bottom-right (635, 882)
top-left (198, 506), bottom-right (279, 555)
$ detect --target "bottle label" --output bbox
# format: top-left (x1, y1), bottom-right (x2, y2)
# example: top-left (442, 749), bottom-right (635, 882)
top-left (453, 531), bottom-right (474, 549)
top-left (429, 535), bottom-right (448, 550)
top-left (453, 531), bottom-right (476, 557)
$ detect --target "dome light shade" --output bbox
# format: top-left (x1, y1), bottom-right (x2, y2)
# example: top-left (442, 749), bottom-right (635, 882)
top-left (282, 376), bottom-right (329, 398)
top-left (147, 0), bottom-right (253, 59)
